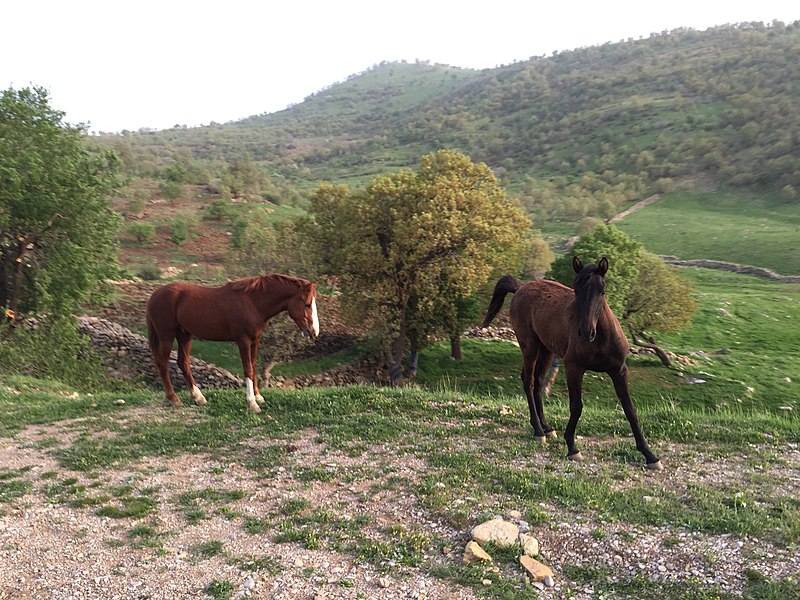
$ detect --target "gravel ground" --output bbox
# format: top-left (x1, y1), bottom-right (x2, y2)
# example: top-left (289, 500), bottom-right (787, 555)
top-left (1, 416), bottom-right (798, 599)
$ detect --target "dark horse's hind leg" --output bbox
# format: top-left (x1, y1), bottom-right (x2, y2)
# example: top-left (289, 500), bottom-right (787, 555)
top-left (176, 330), bottom-right (206, 406)
top-left (532, 351), bottom-right (558, 438)
top-left (520, 347), bottom-right (548, 441)
top-left (609, 365), bottom-right (662, 470)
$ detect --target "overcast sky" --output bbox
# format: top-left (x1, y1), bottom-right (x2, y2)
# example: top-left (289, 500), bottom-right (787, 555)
top-left (4, 0), bottom-right (798, 133)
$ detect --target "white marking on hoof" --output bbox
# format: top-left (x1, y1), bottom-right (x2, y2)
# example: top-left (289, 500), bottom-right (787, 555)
top-left (534, 435), bottom-right (547, 444)
top-left (245, 378), bottom-right (259, 411)
top-left (256, 394), bottom-right (265, 405)
top-left (568, 451), bottom-right (584, 461)
top-left (647, 460), bottom-right (663, 471)
top-left (546, 430), bottom-right (558, 439)
top-left (191, 386), bottom-right (207, 405)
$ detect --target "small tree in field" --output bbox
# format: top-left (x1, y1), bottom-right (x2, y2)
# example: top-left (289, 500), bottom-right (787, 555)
top-left (307, 150), bottom-right (531, 382)
top-left (622, 252), bottom-right (697, 367)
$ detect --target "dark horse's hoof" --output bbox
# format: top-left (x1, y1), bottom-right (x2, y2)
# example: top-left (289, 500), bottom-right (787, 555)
top-left (534, 435), bottom-right (547, 444)
top-left (567, 451), bottom-right (583, 461)
top-left (546, 430), bottom-right (558, 439)
top-left (646, 460), bottom-right (663, 471)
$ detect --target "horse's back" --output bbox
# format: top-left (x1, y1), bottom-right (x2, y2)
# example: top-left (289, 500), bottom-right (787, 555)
top-left (146, 282), bottom-right (236, 340)
top-left (509, 279), bottom-right (574, 354)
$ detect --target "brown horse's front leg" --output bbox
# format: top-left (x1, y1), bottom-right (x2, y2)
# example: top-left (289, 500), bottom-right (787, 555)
top-left (533, 352), bottom-right (558, 439)
top-left (520, 353), bottom-right (547, 441)
top-left (563, 365), bottom-right (586, 461)
top-left (609, 365), bottom-right (662, 470)
top-left (250, 337), bottom-right (265, 405)
top-left (237, 340), bottom-right (261, 413)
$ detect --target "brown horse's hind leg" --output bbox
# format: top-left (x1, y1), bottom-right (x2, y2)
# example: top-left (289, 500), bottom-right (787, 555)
top-left (237, 340), bottom-right (261, 413)
top-left (563, 364), bottom-right (586, 461)
top-left (520, 346), bottom-right (548, 441)
top-left (176, 330), bottom-right (206, 406)
top-left (533, 351), bottom-right (557, 438)
top-left (609, 365), bottom-right (662, 470)
top-left (155, 337), bottom-right (180, 407)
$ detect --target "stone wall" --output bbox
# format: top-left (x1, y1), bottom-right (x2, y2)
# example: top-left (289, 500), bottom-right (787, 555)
top-left (77, 316), bottom-right (242, 389)
top-left (661, 256), bottom-right (800, 283)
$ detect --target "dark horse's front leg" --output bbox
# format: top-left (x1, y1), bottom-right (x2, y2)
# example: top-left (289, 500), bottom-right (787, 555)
top-left (563, 364), bottom-right (586, 461)
top-left (609, 365), bottom-right (662, 470)
top-left (520, 349), bottom-right (548, 441)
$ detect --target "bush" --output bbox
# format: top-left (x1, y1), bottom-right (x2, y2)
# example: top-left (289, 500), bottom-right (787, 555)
top-left (0, 317), bottom-right (109, 391)
top-left (126, 221), bottom-right (156, 245)
top-left (137, 261), bottom-right (162, 281)
top-left (169, 214), bottom-right (196, 245)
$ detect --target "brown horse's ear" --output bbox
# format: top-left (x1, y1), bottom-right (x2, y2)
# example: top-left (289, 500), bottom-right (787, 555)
top-left (597, 257), bottom-right (609, 276)
top-left (572, 256), bottom-right (583, 273)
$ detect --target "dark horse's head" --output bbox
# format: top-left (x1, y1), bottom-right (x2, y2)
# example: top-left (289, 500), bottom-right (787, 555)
top-left (288, 281), bottom-right (320, 338)
top-left (572, 256), bottom-right (609, 343)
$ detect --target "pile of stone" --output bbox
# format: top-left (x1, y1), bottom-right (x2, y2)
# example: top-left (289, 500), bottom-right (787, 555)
top-left (77, 316), bottom-right (242, 389)
top-left (463, 515), bottom-right (556, 589)
top-left (464, 326), bottom-right (517, 342)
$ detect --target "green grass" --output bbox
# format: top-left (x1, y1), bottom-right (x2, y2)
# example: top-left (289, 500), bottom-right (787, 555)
top-left (616, 189), bottom-right (800, 275)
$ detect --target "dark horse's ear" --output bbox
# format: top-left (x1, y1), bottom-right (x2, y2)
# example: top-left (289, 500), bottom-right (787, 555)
top-left (572, 256), bottom-right (583, 273)
top-left (597, 257), bottom-right (609, 276)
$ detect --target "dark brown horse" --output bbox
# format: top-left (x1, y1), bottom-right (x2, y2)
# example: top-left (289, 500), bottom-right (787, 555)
top-left (483, 257), bottom-right (661, 469)
top-left (146, 274), bottom-right (319, 412)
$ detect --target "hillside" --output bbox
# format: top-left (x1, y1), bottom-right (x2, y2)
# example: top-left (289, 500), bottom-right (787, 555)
top-left (95, 21), bottom-right (800, 223)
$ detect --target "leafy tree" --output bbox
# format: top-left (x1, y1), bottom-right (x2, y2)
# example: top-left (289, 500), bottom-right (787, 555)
top-left (307, 150), bottom-right (531, 382)
top-left (159, 179), bottom-right (182, 204)
top-left (622, 252), bottom-right (698, 367)
top-left (548, 225), bottom-right (642, 314)
top-left (0, 86), bottom-right (121, 317)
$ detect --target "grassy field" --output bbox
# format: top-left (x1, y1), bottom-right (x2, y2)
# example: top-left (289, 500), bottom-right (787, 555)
top-left (2, 265), bottom-right (799, 598)
top-left (615, 189), bottom-right (800, 275)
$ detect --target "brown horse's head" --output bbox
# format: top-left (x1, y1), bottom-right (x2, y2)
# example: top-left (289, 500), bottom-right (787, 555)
top-left (572, 256), bottom-right (609, 343)
top-left (288, 281), bottom-right (319, 338)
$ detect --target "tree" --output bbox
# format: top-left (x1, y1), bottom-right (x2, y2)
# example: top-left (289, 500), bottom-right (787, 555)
top-left (307, 150), bottom-right (531, 382)
top-left (0, 87), bottom-right (121, 317)
top-left (548, 224), bottom-right (642, 314)
top-left (622, 252), bottom-right (697, 367)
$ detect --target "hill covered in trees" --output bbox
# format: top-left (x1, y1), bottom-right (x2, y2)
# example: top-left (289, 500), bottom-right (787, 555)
top-left (95, 20), bottom-right (800, 225)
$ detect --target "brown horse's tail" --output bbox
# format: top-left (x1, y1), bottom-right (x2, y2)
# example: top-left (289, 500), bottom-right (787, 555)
top-left (482, 274), bottom-right (522, 327)
top-left (146, 312), bottom-right (159, 358)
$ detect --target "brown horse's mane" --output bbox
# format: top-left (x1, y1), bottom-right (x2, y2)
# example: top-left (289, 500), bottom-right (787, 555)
top-left (226, 273), bottom-right (310, 294)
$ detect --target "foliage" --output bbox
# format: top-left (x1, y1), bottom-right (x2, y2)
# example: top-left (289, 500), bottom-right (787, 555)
top-left (125, 221), bottom-right (156, 245)
top-left (548, 225), bottom-right (642, 314)
top-left (0, 317), bottom-right (111, 391)
top-left (624, 252), bottom-right (698, 336)
top-left (168, 213), bottom-right (196, 245)
top-left (307, 150), bottom-right (532, 374)
top-left (0, 86), bottom-right (121, 317)
top-left (158, 179), bottom-right (182, 203)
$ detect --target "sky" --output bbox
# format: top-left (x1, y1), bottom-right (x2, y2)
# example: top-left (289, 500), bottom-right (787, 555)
top-left (4, 0), bottom-right (799, 133)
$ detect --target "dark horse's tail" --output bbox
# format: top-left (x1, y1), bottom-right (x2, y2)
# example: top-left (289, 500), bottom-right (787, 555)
top-left (482, 274), bottom-right (522, 327)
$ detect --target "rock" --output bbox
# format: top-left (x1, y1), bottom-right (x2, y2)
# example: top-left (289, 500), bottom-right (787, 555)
top-left (519, 533), bottom-right (539, 557)
top-left (507, 510), bottom-right (522, 520)
top-left (471, 517), bottom-right (519, 547)
top-left (463, 541), bottom-right (493, 564)
top-left (378, 577), bottom-right (391, 589)
top-left (520, 555), bottom-right (554, 583)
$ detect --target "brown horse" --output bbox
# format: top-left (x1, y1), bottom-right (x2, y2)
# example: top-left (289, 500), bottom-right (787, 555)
top-left (483, 257), bottom-right (661, 470)
top-left (146, 273), bottom-right (319, 412)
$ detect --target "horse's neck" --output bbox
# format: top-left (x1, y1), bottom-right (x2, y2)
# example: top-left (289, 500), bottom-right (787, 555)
top-left (251, 280), bottom-right (295, 319)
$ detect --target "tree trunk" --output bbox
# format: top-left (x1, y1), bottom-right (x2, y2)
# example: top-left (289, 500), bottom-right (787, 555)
top-left (450, 334), bottom-right (463, 361)
top-left (627, 325), bottom-right (672, 368)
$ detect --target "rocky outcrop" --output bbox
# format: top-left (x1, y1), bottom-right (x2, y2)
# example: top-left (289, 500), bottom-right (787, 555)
top-left (77, 316), bottom-right (242, 389)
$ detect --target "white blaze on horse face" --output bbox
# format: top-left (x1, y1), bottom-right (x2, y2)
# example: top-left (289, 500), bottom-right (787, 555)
top-left (311, 298), bottom-right (319, 337)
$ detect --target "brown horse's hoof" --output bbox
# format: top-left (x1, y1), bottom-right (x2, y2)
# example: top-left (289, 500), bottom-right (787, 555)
top-left (546, 430), bottom-right (558, 439)
top-left (534, 435), bottom-right (547, 444)
top-left (256, 394), bottom-right (266, 405)
top-left (168, 398), bottom-right (182, 407)
top-left (248, 401), bottom-right (262, 414)
top-left (646, 460), bottom-right (663, 471)
top-left (567, 451), bottom-right (583, 461)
